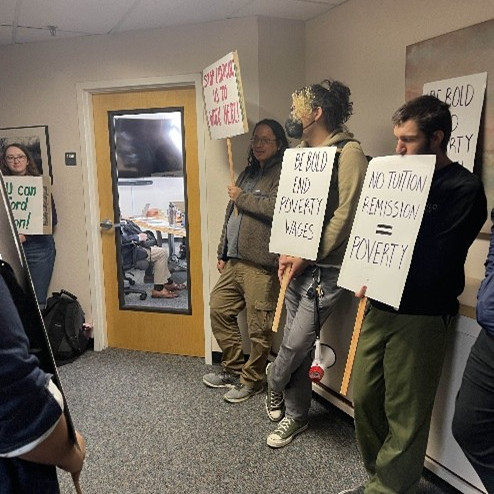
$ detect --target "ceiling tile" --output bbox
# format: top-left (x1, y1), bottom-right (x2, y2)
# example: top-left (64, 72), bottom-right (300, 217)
top-left (13, 26), bottom-right (94, 44)
top-left (17, 0), bottom-right (137, 34)
top-left (114, 0), bottom-right (253, 32)
top-left (232, 0), bottom-right (339, 22)
top-left (0, 0), bottom-right (17, 23)
top-left (0, 0), bottom-right (344, 45)
top-left (0, 26), bottom-right (13, 45)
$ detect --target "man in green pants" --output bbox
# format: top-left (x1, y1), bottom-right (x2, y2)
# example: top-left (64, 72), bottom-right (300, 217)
top-left (341, 95), bottom-right (487, 493)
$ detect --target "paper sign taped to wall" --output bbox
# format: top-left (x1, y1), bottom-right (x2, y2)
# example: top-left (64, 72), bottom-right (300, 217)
top-left (423, 72), bottom-right (487, 172)
top-left (337, 155), bottom-right (435, 309)
top-left (3, 176), bottom-right (52, 234)
top-left (202, 51), bottom-right (248, 139)
top-left (269, 147), bottom-right (337, 260)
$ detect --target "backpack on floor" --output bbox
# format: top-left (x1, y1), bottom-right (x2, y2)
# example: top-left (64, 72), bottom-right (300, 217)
top-left (43, 289), bottom-right (89, 366)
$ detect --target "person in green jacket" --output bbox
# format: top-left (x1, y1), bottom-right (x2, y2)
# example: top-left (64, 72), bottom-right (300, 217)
top-left (203, 119), bottom-right (288, 403)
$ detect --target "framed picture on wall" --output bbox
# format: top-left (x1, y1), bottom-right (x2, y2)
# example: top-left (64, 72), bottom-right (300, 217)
top-left (405, 18), bottom-right (494, 234)
top-left (0, 125), bottom-right (52, 182)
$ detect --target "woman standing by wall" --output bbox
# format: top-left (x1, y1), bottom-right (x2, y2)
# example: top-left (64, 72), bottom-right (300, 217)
top-left (1, 143), bottom-right (57, 308)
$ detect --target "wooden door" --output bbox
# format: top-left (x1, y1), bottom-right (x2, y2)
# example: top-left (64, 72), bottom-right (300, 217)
top-left (92, 87), bottom-right (204, 356)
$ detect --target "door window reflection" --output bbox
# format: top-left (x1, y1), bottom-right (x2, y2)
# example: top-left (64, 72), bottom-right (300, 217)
top-left (109, 109), bottom-right (190, 314)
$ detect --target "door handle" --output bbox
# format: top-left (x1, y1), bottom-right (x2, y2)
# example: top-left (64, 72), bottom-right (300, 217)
top-left (100, 218), bottom-right (121, 231)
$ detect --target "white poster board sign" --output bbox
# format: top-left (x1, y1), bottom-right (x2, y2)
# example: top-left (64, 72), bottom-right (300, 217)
top-left (270, 147), bottom-right (337, 260)
top-left (338, 155), bottom-right (435, 308)
top-left (202, 51), bottom-right (248, 140)
top-left (4, 176), bottom-right (52, 234)
top-left (423, 72), bottom-right (487, 171)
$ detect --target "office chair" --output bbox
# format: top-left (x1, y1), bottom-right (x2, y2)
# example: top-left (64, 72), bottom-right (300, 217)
top-left (120, 242), bottom-right (149, 300)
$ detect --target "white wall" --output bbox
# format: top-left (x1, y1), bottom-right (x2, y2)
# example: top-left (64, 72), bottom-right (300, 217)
top-left (306, 0), bottom-right (494, 157)
top-left (305, 0), bottom-right (494, 305)
top-left (0, 16), bottom-right (305, 326)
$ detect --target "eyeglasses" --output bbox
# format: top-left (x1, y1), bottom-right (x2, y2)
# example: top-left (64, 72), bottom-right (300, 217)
top-left (5, 155), bottom-right (27, 163)
top-left (250, 137), bottom-right (277, 146)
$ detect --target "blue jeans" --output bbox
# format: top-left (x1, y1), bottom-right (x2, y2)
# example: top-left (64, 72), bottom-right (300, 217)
top-left (22, 235), bottom-right (56, 307)
top-left (452, 329), bottom-right (494, 492)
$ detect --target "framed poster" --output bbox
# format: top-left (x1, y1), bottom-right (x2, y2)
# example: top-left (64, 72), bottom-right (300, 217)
top-left (0, 125), bottom-right (52, 181)
top-left (405, 19), bottom-right (494, 234)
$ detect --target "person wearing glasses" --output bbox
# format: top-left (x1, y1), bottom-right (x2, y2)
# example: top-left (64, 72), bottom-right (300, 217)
top-left (1, 143), bottom-right (57, 308)
top-left (203, 119), bottom-right (288, 403)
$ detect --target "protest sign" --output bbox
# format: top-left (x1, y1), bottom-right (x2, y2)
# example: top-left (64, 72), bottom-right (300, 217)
top-left (269, 147), bottom-right (337, 260)
top-left (4, 175), bottom-right (52, 234)
top-left (203, 51), bottom-right (248, 140)
top-left (0, 172), bottom-right (76, 440)
top-left (423, 72), bottom-right (487, 172)
top-left (337, 155), bottom-right (435, 309)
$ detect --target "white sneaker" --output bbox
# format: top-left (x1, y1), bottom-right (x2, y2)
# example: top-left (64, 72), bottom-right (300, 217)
top-left (266, 416), bottom-right (308, 448)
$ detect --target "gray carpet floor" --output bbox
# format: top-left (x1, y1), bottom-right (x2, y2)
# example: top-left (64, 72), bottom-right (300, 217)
top-left (56, 349), bottom-right (460, 494)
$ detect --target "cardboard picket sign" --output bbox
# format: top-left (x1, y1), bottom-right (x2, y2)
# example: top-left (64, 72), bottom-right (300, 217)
top-left (202, 51), bottom-right (248, 140)
top-left (337, 154), bottom-right (435, 309)
top-left (423, 72), bottom-right (487, 172)
top-left (0, 173), bottom-right (75, 441)
top-left (3, 175), bottom-right (52, 234)
top-left (269, 147), bottom-right (337, 260)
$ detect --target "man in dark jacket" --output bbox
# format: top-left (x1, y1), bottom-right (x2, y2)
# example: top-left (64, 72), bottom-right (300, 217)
top-left (343, 95), bottom-right (487, 494)
top-left (452, 207), bottom-right (494, 492)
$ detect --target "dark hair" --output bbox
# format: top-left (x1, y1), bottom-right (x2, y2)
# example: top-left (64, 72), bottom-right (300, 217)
top-left (392, 95), bottom-right (452, 152)
top-left (296, 79), bottom-right (353, 132)
top-left (1, 142), bottom-right (40, 176)
top-left (247, 119), bottom-right (288, 174)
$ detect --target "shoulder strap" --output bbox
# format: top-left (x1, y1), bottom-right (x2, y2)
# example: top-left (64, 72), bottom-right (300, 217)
top-left (335, 139), bottom-right (372, 162)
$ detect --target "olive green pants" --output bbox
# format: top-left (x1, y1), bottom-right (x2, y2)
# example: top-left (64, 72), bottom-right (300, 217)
top-left (353, 306), bottom-right (452, 493)
top-left (210, 259), bottom-right (279, 389)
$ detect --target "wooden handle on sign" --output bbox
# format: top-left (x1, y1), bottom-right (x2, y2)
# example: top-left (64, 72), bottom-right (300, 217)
top-left (272, 265), bottom-right (292, 333)
top-left (340, 296), bottom-right (367, 396)
top-left (226, 137), bottom-right (238, 215)
top-left (227, 137), bottom-right (235, 186)
top-left (72, 476), bottom-right (82, 494)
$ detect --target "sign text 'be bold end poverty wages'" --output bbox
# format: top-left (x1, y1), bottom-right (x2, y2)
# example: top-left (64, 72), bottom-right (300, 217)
top-left (270, 147), bottom-right (337, 261)
top-left (338, 155), bottom-right (435, 309)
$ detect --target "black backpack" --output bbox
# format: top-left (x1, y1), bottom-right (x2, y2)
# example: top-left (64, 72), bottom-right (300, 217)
top-left (43, 289), bottom-right (89, 365)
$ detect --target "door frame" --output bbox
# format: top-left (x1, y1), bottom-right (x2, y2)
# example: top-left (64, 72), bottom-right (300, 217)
top-left (76, 74), bottom-right (212, 363)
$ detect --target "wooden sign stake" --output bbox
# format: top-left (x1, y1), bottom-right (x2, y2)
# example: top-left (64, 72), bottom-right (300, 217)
top-left (272, 265), bottom-right (292, 333)
top-left (226, 137), bottom-right (235, 186)
top-left (73, 478), bottom-right (82, 494)
top-left (340, 296), bottom-right (367, 396)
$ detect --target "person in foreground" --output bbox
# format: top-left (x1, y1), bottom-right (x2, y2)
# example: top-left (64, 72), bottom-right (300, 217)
top-left (452, 206), bottom-right (494, 493)
top-left (0, 272), bottom-right (85, 493)
top-left (203, 119), bottom-right (288, 403)
top-left (1, 143), bottom-right (57, 308)
top-left (342, 95), bottom-right (487, 494)
top-left (120, 219), bottom-right (185, 299)
top-left (265, 80), bottom-right (368, 448)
